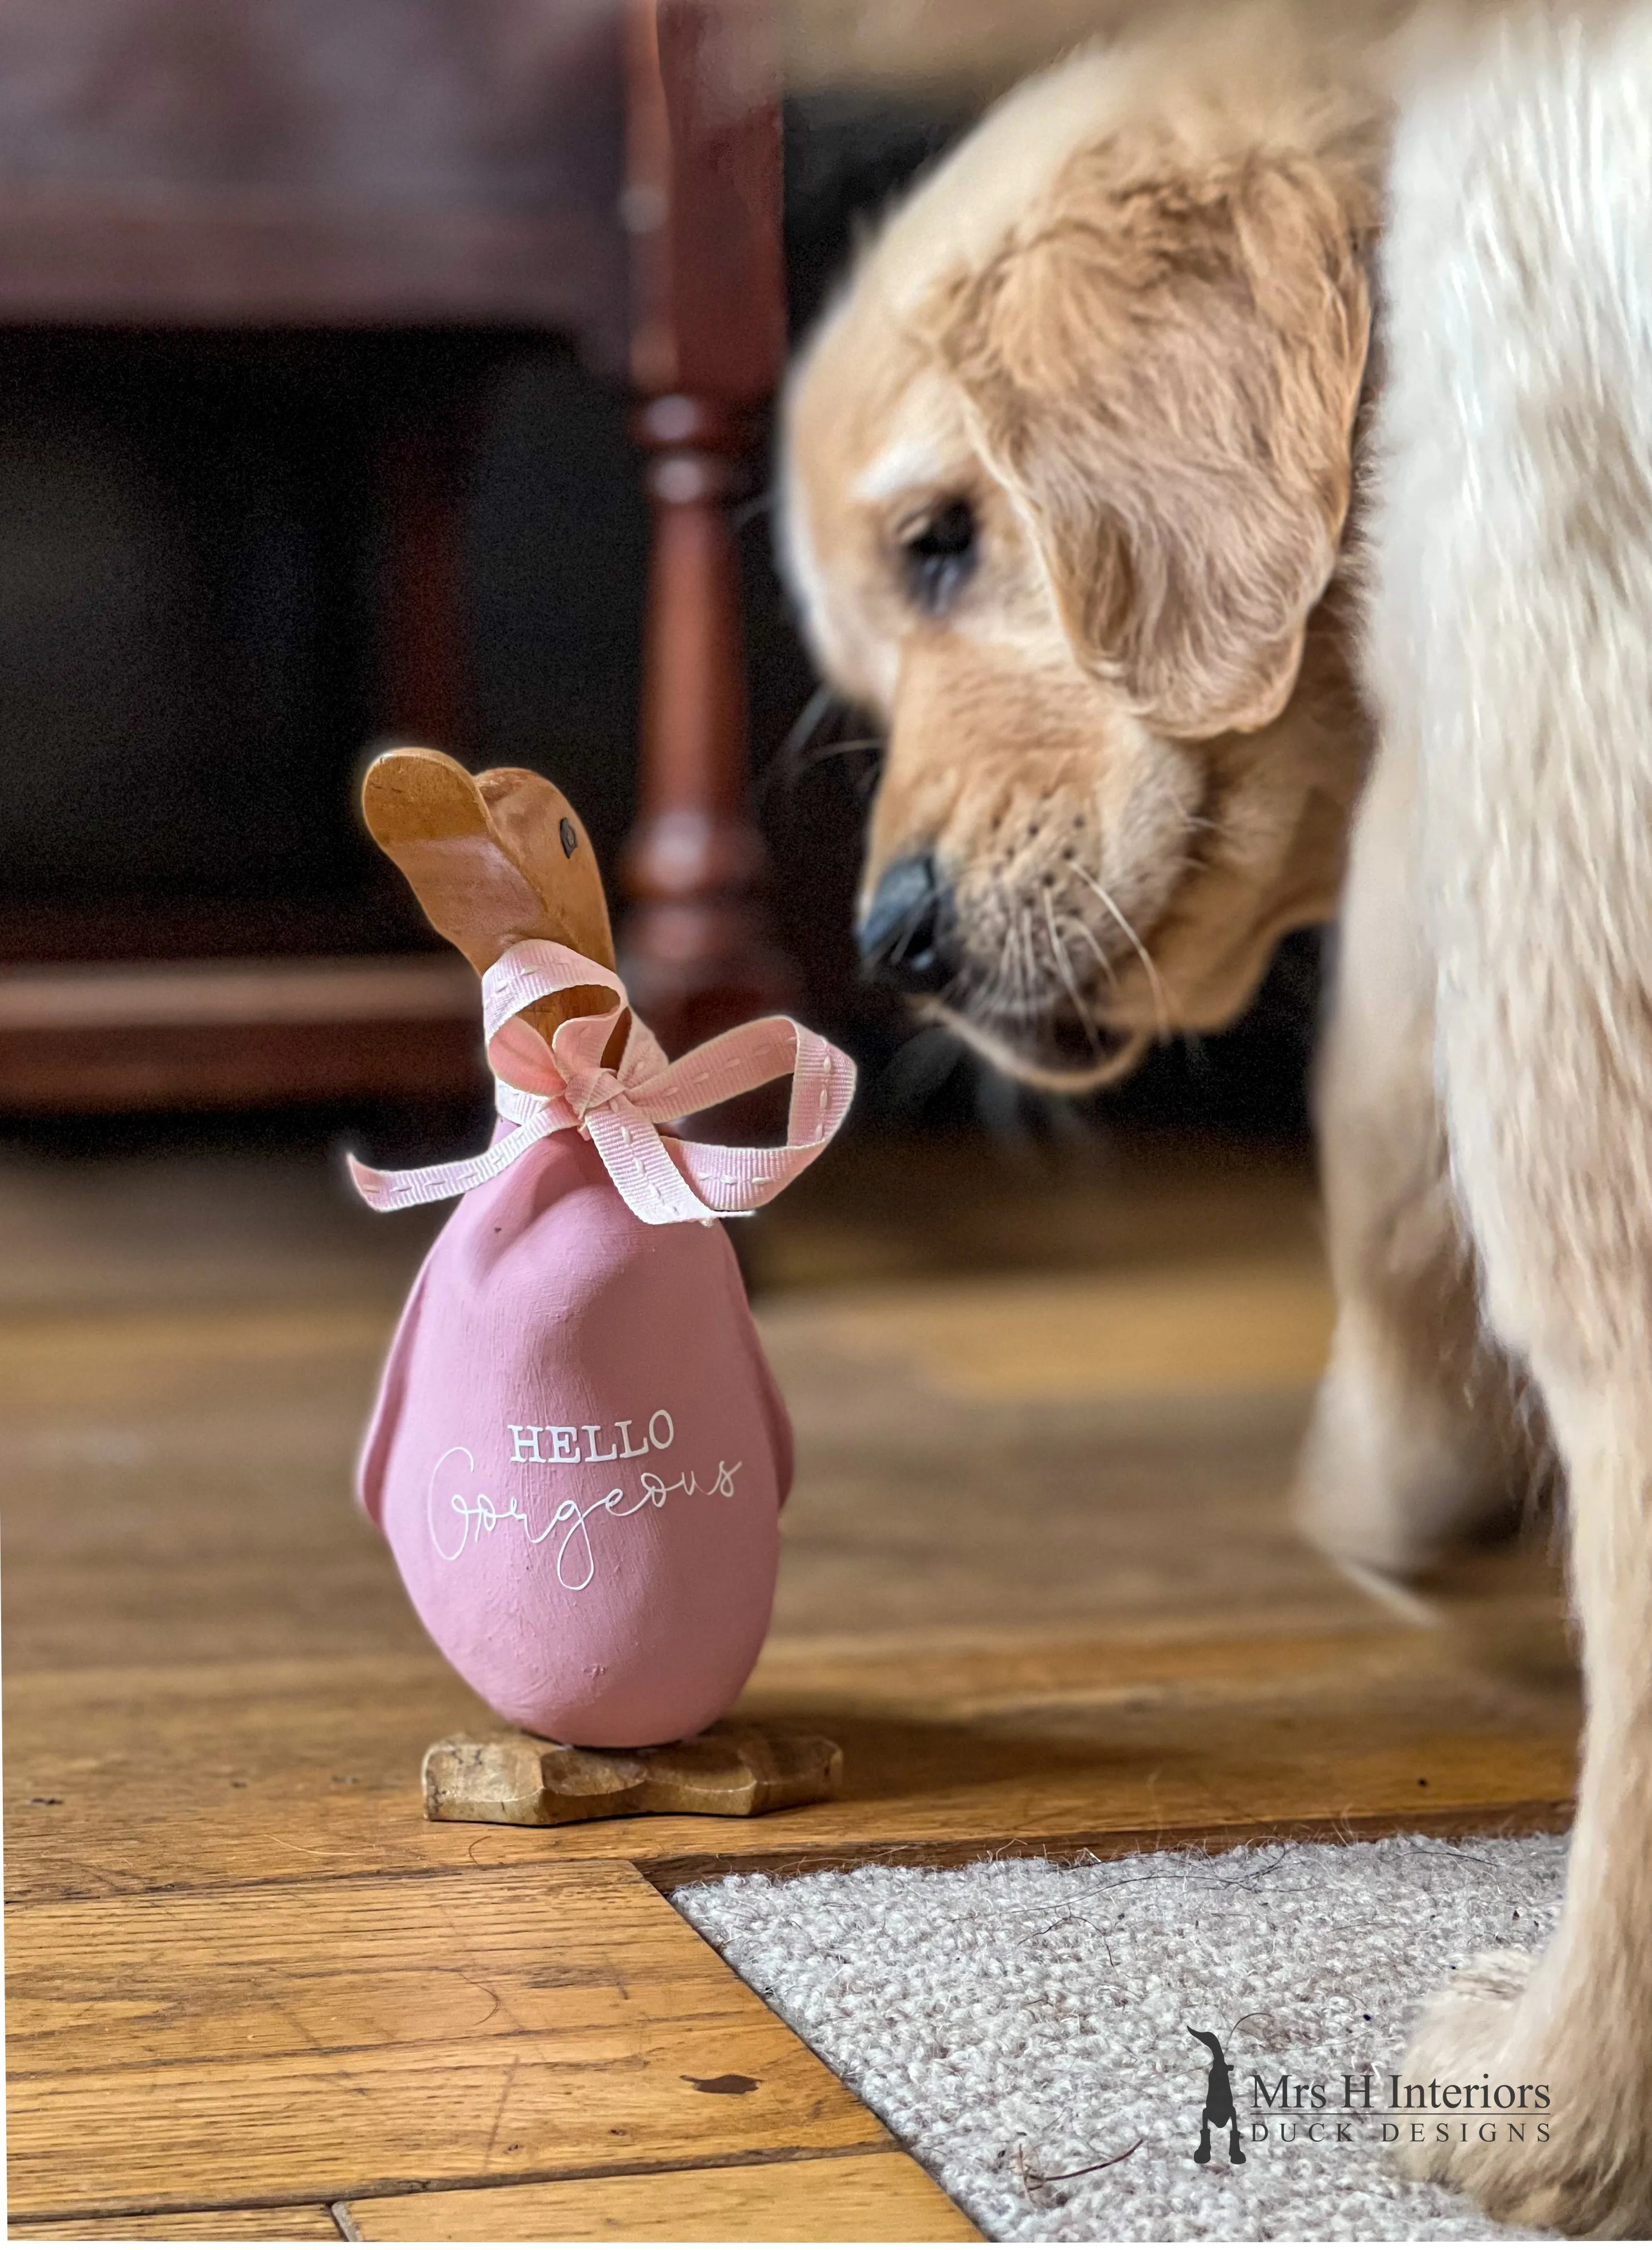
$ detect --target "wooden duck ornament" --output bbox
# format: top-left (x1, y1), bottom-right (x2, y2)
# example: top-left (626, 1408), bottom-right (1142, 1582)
top-left (350, 750), bottom-right (853, 1822)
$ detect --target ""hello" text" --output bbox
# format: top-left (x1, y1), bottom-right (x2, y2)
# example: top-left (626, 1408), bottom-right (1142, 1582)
top-left (507, 1412), bottom-right (676, 1466)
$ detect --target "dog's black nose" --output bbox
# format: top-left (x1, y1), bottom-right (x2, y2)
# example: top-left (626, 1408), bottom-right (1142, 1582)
top-left (858, 853), bottom-right (956, 994)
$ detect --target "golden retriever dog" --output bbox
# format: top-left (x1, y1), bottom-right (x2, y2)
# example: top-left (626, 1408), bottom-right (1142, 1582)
top-left (782, 3), bottom-right (1652, 2231)
top-left (782, 9), bottom-right (1383, 1090)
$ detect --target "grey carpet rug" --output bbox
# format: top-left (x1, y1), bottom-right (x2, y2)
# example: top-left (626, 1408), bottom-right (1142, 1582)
top-left (673, 1835), bottom-right (1569, 2242)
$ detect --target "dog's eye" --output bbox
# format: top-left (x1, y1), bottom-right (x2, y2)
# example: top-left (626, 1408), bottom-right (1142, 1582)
top-left (898, 499), bottom-right (976, 615)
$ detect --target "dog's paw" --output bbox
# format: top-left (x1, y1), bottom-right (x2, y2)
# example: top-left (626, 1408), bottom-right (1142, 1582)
top-left (1399, 1950), bottom-right (1534, 2123)
top-left (1293, 1399), bottom-right (1447, 1585)
top-left (1294, 1318), bottom-right (1509, 1583)
top-left (1397, 1951), bottom-right (1652, 2236)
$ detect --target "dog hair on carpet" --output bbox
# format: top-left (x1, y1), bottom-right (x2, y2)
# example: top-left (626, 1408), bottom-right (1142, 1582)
top-left (673, 1835), bottom-right (1566, 2241)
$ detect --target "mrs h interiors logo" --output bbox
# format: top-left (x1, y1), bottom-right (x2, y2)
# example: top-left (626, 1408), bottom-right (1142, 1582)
top-left (1186, 2025), bottom-right (1552, 2163)
top-left (1188, 2030), bottom-right (1245, 2166)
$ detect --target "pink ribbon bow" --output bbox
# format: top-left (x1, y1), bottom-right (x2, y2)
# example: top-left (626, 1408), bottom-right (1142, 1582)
top-left (347, 939), bottom-right (856, 1225)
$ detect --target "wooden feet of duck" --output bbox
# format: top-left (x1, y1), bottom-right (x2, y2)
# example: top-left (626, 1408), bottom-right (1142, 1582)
top-left (423, 1720), bottom-right (843, 1826)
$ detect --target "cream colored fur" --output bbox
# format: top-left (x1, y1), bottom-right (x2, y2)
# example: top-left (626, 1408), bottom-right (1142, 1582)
top-left (785, 5), bottom-right (1652, 2230)
top-left (1331, 5), bottom-right (1652, 2228)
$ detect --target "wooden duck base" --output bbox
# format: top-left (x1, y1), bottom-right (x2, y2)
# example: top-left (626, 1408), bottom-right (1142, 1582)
top-left (422, 1720), bottom-right (844, 1826)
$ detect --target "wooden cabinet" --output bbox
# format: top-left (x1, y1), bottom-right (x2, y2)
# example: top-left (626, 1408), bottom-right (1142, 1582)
top-left (0, 0), bottom-right (791, 1112)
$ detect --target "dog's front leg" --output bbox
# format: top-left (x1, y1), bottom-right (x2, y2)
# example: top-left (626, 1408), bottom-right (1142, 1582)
top-left (1396, 1003), bottom-right (1652, 2232)
top-left (1295, 724), bottom-right (1536, 1588)
top-left (1370, 11), bottom-right (1652, 2226)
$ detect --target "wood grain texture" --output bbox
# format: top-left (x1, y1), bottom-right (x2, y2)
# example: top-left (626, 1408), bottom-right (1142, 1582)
top-left (0, 1124), bottom-right (1317, 1317)
top-left (343, 2152), bottom-right (981, 2240)
top-left (0, 1294), bottom-right (433, 1676)
top-left (0, 0), bottom-right (627, 351)
top-left (619, 1), bottom-right (797, 1054)
top-left (0, 1016), bottom-right (484, 1114)
top-left (9, 2208), bottom-right (340, 2241)
top-left (0, 1253), bottom-right (1374, 1681)
top-left (0, 1146), bottom-right (441, 1320)
top-left (627, 0), bottom-right (786, 403)
top-left (423, 1720), bottom-right (842, 1825)
top-left (0, 1132), bottom-right (1580, 2241)
top-left (781, 1261), bottom-right (1337, 1401)
top-left (0, 1247), bottom-right (1378, 1680)
top-left (744, 1127), bottom-right (1326, 1293)
top-left (2, 1129), bottom-right (1576, 1904)
top-left (4, 1621), bottom-right (1576, 1905)
top-left (0, 958), bottom-right (476, 1031)
top-left (6, 1863), bottom-right (889, 2222)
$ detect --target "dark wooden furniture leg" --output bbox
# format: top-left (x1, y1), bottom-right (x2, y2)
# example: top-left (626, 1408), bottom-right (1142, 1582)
top-left (619, 0), bottom-right (798, 1055)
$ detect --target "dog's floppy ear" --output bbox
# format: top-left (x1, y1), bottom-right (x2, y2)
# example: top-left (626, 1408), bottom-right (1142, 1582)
top-left (932, 135), bottom-right (1371, 738)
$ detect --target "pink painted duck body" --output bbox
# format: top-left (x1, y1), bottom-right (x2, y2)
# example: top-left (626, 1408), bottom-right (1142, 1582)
top-left (353, 935), bottom-right (853, 1751)
top-left (359, 1128), bottom-right (792, 1748)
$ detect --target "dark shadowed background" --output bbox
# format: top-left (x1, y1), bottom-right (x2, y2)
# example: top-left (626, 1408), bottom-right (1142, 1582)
top-left (0, 74), bottom-right (1322, 1158)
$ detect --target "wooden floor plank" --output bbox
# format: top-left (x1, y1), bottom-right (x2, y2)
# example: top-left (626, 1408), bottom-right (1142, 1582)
top-left (0, 1143), bottom-right (1365, 1688)
top-left (767, 1259), bottom-right (1336, 1401)
top-left (0, 1134), bottom-right (1582, 2243)
top-left (1, 1235), bottom-right (1563, 1677)
top-left (344, 2153), bottom-right (982, 2242)
top-left (10, 2208), bottom-right (340, 2241)
top-left (5, 1862), bottom-right (889, 2223)
top-left (0, 1129), bottom-right (1317, 1318)
top-left (0, 1288), bottom-right (1375, 1678)
top-left (6, 1621), bottom-right (1576, 1904)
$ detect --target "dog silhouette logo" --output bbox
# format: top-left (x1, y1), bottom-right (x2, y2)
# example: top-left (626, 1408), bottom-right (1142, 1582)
top-left (1188, 2027), bottom-right (1246, 2165)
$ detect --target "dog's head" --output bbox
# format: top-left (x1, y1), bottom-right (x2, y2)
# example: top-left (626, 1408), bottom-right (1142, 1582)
top-left (782, 20), bottom-right (1381, 1086)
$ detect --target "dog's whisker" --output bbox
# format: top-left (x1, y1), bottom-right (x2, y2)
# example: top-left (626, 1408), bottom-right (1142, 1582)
top-left (729, 486), bottom-right (774, 532)
top-left (881, 891), bottom-right (946, 973)
top-left (1009, 906), bottom-right (1042, 1017)
top-left (791, 735), bottom-right (884, 778)
top-left (759, 685), bottom-right (836, 804)
top-left (777, 681), bottom-right (838, 760)
top-left (1066, 859), bottom-right (1171, 1039)
top-left (974, 905), bottom-right (1022, 1020)
top-left (1042, 886), bottom-right (1104, 1057)
top-left (1068, 914), bottom-right (1120, 992)
top-left (994, 913), bottom-right (1024, 1015)
top-left (762, 682), bottom-right (858, 802)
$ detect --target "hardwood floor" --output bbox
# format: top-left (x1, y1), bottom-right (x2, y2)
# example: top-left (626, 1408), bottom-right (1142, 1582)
top-left (2, 1128), bottom-right (1577, 2241)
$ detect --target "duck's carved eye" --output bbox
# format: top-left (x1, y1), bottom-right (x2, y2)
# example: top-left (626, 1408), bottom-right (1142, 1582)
top-left (898, 499), bottom-right (977, 615)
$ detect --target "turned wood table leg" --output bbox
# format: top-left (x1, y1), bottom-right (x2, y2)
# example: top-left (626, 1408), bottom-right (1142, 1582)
top-left (619, 0), bottom-right (798, 1057)
top-left (623, 392), bottom-right (796, 1051)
